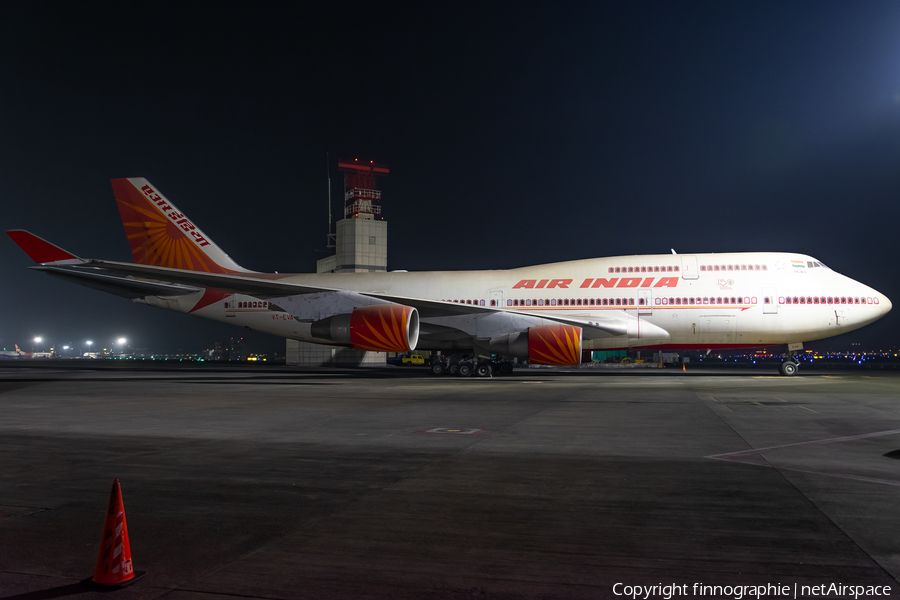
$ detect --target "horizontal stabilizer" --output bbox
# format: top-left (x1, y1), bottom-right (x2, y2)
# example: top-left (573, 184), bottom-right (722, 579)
top-left (6, 230), bottom-right (80, 264)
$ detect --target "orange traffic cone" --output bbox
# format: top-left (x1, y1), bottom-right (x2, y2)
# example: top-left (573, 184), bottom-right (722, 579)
top-left (682, 364), bottom-right (686, 372)
top-left (89, 479), bottom-right (145, 588)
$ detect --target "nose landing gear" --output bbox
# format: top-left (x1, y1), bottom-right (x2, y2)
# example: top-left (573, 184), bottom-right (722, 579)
top-left (779, 360), bottom-right (799, 376)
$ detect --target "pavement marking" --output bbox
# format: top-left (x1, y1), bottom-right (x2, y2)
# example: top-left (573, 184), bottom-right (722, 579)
top-left (423, 427), bottom-right (484, 435)
top-left (707, 428), bottom-right (900, 460)
top-left (707, 428), bottom-right (900, 487)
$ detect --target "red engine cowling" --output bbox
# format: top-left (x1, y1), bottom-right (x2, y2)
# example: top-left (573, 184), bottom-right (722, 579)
top-left (527, 324), bottom-right (582, 366)
top-left (349, 304), bottom-right (419, 352)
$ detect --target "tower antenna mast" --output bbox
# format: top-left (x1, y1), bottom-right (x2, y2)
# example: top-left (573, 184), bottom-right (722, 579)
top-left (326, 153), bottom-right (335, 249)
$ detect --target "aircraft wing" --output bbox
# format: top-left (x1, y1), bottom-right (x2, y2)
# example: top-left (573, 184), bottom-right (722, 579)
top-left (6, 227), bottom-right (629, 339)
top-left (31, 265), bottom-right (202, 299)
top-left (49, 260), bottom-right (630, 337)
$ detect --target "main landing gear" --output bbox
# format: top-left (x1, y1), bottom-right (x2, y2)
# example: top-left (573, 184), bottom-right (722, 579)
top-left (430, 353), bottom-right (514, 377)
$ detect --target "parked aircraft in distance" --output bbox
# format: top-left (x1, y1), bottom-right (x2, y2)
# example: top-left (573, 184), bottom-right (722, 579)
top-left (7, 178), bottom-right (891, 376)
top-left (0, 345), bottom-right (30, 359)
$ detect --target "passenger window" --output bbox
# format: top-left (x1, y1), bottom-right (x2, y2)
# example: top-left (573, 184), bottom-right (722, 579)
top-left (764, 297), bottom-right (770, 304)
top-left (615, 298), bottom-right (621, 306)
top-left (628, 298), bottom-right (634, 305)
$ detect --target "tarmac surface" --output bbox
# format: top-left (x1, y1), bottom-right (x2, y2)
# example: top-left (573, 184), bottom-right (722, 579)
top-left (1, 363), bottom-right (899, 599)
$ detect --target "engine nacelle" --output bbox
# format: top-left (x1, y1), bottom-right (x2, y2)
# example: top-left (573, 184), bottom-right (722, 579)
top-left (310, 304), bottom-right (419, 352)
top-left (489, 324), bottom-right (582, 366)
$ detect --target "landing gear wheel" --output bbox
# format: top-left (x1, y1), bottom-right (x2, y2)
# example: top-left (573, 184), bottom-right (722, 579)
top-left (448, 364), bottom-right (459, 376)
top-left (499, 362), bottom-right (514, 374)
top-left (431, 362), bottom-right (446, 376)
top-left (779, 361), bottom-right (799, 376)
top-left (475, 363), bottom-right (493, 377)
top-left (457, 363), bottom-right (473, 377)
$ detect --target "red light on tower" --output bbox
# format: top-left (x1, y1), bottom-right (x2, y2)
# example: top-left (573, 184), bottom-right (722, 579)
top-left (337, 159), bottom-right (389, 219)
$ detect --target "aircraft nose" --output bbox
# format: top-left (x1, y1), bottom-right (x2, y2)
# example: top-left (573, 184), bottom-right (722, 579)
top-left (880, 294), bottom-right (892, 316)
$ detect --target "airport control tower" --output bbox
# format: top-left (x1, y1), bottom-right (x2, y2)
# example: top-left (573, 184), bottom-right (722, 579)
top-left (316, 159), bottom-right (389, 274)
top-left (287, 159), bottom-right (389, 367)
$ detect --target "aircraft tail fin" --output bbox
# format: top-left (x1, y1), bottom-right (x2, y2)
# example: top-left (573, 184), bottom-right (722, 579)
top-left (111, 178), bottom-right (252, 274)
top-left (6, 230), bottom-right (81, 264)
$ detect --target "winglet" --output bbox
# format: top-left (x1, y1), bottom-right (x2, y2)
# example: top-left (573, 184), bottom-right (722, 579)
top-left (6, 230), bottom-right (80, 263)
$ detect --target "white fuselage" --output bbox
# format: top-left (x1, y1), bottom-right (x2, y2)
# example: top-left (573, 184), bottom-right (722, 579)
top-left (144, 252), bottom-right (891, 352)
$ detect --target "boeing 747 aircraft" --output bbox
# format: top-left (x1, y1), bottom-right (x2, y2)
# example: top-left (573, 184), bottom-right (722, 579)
top-left (7, 178), bottom-right (891, 376)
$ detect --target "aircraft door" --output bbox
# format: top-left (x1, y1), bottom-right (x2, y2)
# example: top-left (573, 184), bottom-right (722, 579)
top-left (681, 255), bottom-right (699, 280)
top-left (224, 293), bottom-right (236, 317)
top-left (698, 316), bottom-right (736, 345)
top-left (489, 290), bottom-right (504, 308)
top-left (638, 289), bottom-right (652, 315)
top-left (762, 287), bottom-right (777, 314)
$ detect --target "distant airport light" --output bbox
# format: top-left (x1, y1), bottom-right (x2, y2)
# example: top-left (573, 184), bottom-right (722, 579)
top-left (63, 346), bottom-right (69, 350)
top-left (117, 338), bottom-right (126, 345)
top-left (34, 337), bottom-right (42, 343)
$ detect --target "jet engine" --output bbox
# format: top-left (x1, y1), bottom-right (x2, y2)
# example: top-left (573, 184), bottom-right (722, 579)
top-left (489, 324), bottom-right (582, 366)
top-left (310, 304), bottom-right (419, 352)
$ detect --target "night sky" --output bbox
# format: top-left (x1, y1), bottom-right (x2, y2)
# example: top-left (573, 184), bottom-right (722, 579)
top-left (3, 2), bottom-right (900, 354)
